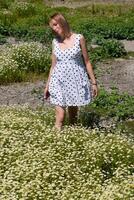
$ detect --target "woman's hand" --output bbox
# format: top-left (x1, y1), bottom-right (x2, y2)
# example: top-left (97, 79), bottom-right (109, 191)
top-left (92, 84), bottom-right (98, 98)
top-left (44, 86), bottom-right (50, 100)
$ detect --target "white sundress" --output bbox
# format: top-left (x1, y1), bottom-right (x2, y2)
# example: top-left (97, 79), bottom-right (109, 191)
top-left (48, 33), bottom-right (92, 107)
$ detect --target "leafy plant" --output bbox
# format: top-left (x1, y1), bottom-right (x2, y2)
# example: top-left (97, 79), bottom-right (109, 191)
top-left (0, 0), bottom-right (14, 9)
top-left (79, 88), bottom-right (134, 129)
top-left (0, 42), bottom-right (51, 84)
top-left (9, 1), bottom-right (36, 17)
top-left (0, 34), bottom-right (6, 44)
top-left (11, 42), bottom-right (51, 72)
top-left (101, 39), bottom-right (127, 58)
top-left (76, 17), bottom-right (134, 40)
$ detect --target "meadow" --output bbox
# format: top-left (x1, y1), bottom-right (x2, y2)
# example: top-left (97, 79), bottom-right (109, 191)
top-left (0, 105), bottom-right (134, 199)
top-left (0, 0), bottom-right (134, 199)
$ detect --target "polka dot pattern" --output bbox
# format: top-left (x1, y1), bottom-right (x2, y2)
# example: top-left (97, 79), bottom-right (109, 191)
top-left (48, 33), bottom-right (92, 107)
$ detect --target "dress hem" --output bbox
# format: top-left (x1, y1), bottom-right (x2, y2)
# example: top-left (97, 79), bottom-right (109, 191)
top-left (49, 99), bottom-right (92, 107)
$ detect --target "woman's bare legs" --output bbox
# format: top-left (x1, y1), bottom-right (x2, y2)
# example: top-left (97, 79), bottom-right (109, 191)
top-left (68, 106), bottom-right (78, 125)
top-left (54, 105), bottom-right (66, 131)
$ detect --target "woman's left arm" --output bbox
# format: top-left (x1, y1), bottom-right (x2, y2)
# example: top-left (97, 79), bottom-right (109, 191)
top-left (80, 34), bottom-right (98, 97)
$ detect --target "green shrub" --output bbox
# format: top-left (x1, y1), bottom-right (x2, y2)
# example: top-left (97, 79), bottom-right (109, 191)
top-left (0, 22), bottom-right (11, 36)
top-left (0, 51), bottom-right (21, 84)
top-left (101, 39), bottom-right (127, 58)
top-left (24, 27), bottom-right (53, 44)
top-left (11, 26), bottom-right (29, 38)
top-left (0, 34), bottom-right (6, 44)
top-left (98, 20), bottom-right (134, 40)
top-left (19, 15), bottom-right (49, 27)
top-left (10, 21), bottom-right (53, 43)
top-left (80, 88), bottom-right (134, 125)
top-left (0, 42), bottom-right (51, 84)
top-left (88, 38), bottom-right (126, 64)
top-left (89, 47), bottom-right (104, 64)
top-left (0, 0), bottom-right (14, 9)
top-left (11, 42), bottom-right (51, 73)
top-left (9, 1), bottom-right (36, 17)
top-left (76, 17), bottom-right (134, 40)
top-left (0, 9), bottom-right (16, 26)
top-left (91, 35), bottom-right (105, 46)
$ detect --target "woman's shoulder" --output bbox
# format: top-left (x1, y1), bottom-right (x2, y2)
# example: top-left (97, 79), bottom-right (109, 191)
top-left (75, 32), bottom-right (84, 40)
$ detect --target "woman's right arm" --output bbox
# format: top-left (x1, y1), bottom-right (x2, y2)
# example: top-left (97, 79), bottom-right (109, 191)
top-left (45, 52), bottom-right (57, 89)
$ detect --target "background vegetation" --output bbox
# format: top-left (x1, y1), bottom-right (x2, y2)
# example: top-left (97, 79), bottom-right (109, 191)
top-left (0, 0), bottom-right (134, 82)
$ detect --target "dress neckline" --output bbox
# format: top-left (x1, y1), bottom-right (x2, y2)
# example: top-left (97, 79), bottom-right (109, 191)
top-left (57, 33), bottom-right (77, 52)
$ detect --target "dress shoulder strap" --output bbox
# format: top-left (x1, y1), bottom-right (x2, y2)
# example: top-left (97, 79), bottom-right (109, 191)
top-left (52, 38), bottom-right (56, 53)
top-left (52, 38), bottom-right (59, 52)
top-left (52, 38), bottom-right (56, 46)
top-left (78, 33), bottom-right (83, 40)
top-left (75, 34), bottom-right (83, 47)
top-left (52, 38), bottom-right (59, 47)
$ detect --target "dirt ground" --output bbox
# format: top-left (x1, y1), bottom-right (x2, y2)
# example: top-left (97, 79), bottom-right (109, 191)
top-left (96, 58), bottom-right (134, 95)
top-left (0, 81), bottom-right (48, 108)
top-left (44, 0), bottom-right (134, 8)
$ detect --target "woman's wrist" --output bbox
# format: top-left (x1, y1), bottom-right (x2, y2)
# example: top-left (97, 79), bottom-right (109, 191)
top-left (45, 83), bottom-right (49, 89)
top-left (45, 80), bottom-right (50, 87)
top-left (91, 80), bottom-right (97, 85)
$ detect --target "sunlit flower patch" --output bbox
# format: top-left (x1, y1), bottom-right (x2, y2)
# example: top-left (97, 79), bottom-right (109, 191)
top-left (0, 42), bottom-right (50, 83)
top-left (0, 106), bottom-right (133, 199)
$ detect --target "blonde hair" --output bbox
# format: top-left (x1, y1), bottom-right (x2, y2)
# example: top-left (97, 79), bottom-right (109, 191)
top-left (49, 13), bottom-right (72, 39)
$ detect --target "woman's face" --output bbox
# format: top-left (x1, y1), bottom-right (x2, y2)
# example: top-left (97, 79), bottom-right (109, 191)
top-left (49, 19), bottom-right (63, 36)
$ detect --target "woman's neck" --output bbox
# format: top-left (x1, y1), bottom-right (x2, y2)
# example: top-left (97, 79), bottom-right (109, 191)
top-left (59, 32), bottom-right (73, 42)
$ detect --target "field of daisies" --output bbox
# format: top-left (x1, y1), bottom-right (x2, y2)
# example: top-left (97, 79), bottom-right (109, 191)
top-left (0, 0), bottom-right (134, 199)
top-left (0, 105), bottom-right (134, 199)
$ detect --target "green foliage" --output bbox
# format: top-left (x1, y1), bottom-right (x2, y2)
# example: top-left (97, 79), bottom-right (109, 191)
top-left (101, 39), bottom-right (127, 58)
top-left (89, 47), bottom-right (104, 64)
top-left (10, 23), bottom-right (29, 38)
top-left (94, 19), bottom-right (134, 40)
top-left (0, 0), bottom-right (14, 9)
top-left (88, 38), bottom-right (126, 64)
top-left (0, 22), bottom-right (11, 36)
top-left (0, 9), bottom-right (16, 26)
top-left (11, 23), bottom-right (53, 43)
top-left (24, 27), bottom-right (53, 44)
top-left (9, 1), bottom-right (36, 17)
top-left (75, 3), bottom-right (134, 18)
top-left (82, 87), bottom-right (134, 122)
top-left (76, 17), bottom-right (134, 40)
top-left (0, 34), bottom-right (6, 44)
top-left (23, 15), bottom-right (48, 27)
top-left (91, 35), bottom-right (105, 46)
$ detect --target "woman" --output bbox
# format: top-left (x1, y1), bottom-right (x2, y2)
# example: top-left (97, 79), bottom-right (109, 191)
top-left (44, 13), bottom-right (98, 131)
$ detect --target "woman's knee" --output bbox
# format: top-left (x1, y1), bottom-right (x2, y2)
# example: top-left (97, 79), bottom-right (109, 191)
top-left (55, 105), bottom-right (66, 116)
